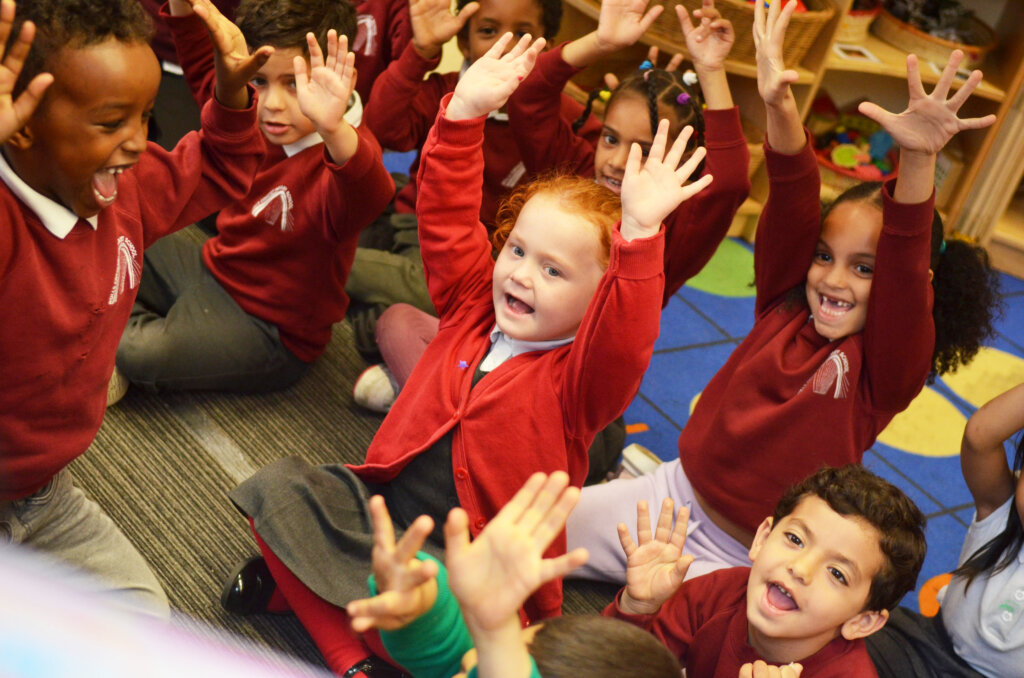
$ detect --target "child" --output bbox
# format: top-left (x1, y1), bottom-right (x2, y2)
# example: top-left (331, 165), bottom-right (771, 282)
top-left (345, 0), bottom-right (602, 335)
top-left (565, 0), bottom-right (1001, 584)
top-left (608, 464), bottom-right (927, 677)
top-left (115, 0), bottom-right (394, 394)
top-left (221, 32), bottom-right (711, 675)
top-left (0, 0), bottom-right (264, 614)
top-left (355, 0), bottom-right (752, 418)
top-left (866, 381), bottom-right (1024, 677)
top-left (345, 471), bottom-right (683, 678)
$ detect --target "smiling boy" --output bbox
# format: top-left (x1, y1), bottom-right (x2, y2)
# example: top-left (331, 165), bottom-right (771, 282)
top-left (0, 0), bottom-right (263, 614)
top-left (606, 465), bottom-right (927, 677)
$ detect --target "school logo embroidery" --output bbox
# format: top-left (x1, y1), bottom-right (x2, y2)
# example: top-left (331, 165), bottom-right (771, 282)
top-left (252, 185), bottom-right (294, 231)
top-left (808, 349), bottom-right (851, 399)
top-left (108, 236), bottom-right (141, 306)
top-left (353, 14), bottom-right (377, 56)
top-left (501, 162), bottom-right (527, 189)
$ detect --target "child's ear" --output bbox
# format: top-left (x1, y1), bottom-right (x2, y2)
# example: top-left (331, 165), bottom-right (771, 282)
top-left (839, 607), bottom-right (889, 641)
top-left (748, 517), bottom-right (773, 561)
top-left (6, 124), bottom-right (35, 150)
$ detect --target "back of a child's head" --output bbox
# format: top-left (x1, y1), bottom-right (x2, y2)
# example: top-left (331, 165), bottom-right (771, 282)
top-left (7, 0), bottom-right (153, 98)
top-left (492, 172), bottom-right (620, 268)
top-left (824, 182), bottom-right (1002, 380)
top-left (528, 615), bottom-right (682, 678)
top-left (773, 464), bottom-right (927, 612)
top-left (236, 0), bottom-right (357, 54)
top-left (456, 0), bottom-right (563, 40)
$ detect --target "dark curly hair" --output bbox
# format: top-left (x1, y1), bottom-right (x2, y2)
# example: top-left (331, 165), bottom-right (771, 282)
top-left (773, 464), bottom-right (927, 612)
top-left (6, 0), bottom-right (153, 98)
top-left (824, 181), bottom-right (1002, 380)
top-left (530, 615), bottom-right (682, 678)
top-left (236, 0), bottom-right (357, 55)
top-left (456, 0), bottom-right (562, 40)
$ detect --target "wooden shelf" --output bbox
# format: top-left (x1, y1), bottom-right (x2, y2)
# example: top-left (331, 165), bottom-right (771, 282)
top-left (826, 34), bottom-right (1007, 102)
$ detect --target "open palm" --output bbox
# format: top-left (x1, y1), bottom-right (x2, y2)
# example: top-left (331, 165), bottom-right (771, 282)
top-left (0, 4), bottom-right (51, 143)
top-left (619, 498), bottom-right (693, 615)
top-left (295, 30), bottom-right (355, 134)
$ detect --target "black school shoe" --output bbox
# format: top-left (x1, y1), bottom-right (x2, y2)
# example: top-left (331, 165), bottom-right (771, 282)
top-left (344, 657), bottom-right (411, 678)
top-left (220, 556), bottom-right (277, 615)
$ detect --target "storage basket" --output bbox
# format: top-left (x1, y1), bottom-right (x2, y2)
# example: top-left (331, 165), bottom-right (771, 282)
top-left (835, 2), bottom-right (881, 44)
top-left (870, 9), bottom-right (995, 69)
top-left (645, 0), bottom-right (835, 66)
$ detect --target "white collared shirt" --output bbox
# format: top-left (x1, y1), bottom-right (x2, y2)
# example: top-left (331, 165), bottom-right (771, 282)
top-left (479, 325), bottom-right (574, 372)
top-left (0, 150), bottom-right (98, 238)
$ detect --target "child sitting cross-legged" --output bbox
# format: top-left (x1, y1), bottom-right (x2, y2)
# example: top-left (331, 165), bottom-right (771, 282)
top-left (346, 471), bottom-right (683, 678)
top-left (607, 464), bottom-right (927, 677)
top-left (114, 0), bottom-right (394, 395)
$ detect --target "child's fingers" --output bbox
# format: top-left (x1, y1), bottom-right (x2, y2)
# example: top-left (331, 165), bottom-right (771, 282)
top-left (784, 663), bottom-right (804, 678)
top-left (855, 100), bottom-right (890, 129)
top-left (635, 499), bottom-right (653, 543)
top-left (482, 32), bottom-right (515, 62)
top-left (1, 18), bottom-right (35, 84)
top-left (664, 124), bottom-right (695, 171)
top-left (666, 52), bottom-right (685, 73)
top-left (677, 172), bottom-right (714, 201)
top-left (393, 514), bottom-right (434, 564)
top-left (904, 53), bottom-right (927, 99)
top-left (454, 1), bottom-right (480, 29)
top-left (946, 68), bottom-right (984, 110)
top-left (443, 506), bottom-right (471, 560)
top-left (603, 72), bottom-right (620, 90)
top-left (537, 547), bottom-right (589, 585)
top-left (653, 496), bottom-right (675, 543)
top-left (671, 554), bottom-right (694, 587)
top-left (306, 32), bottom-right (325, 70)
top-left (669, 505), bottom-right (691, 550)
top-left (676, 4), bottom-right (696, 34)
top-left (532, 483), bottom-right (579, 550)
top-left (498, 472), bottom-right (548, 528)
top-left (637, 4), bottom-right (665, 35)
top-left (930, 50), bottom-right (963, 101)
top-left (520, 471), bottom-right (570, 534)
top-left (326, 31), bottom-right (340, 73)
top-left (674, 144), bottom-right (706, 182)
top-left (293, 54), bottom-right (310, 93)
top-left (0, 1), bottom-right (15, 62)
top-left (368, 495), bottom-right (398, 553)
top-left (647, 119), bottom-right (671, 164)
top-left (616, 522), bottom-right (638, 557)
top-left (956, 112), bottom-right (997, 131)
top-left (11, 72), bottom-right (51, 124)
top-left (502, 32), bottom-right (533, 62)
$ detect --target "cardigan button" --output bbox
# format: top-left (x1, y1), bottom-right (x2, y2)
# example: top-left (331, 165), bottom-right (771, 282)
top-left (454, 467), bottom-right (468, 480)
top-left (474, 518), bottom-right (486, 530)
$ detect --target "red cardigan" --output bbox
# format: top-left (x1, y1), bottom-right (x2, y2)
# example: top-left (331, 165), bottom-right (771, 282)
top-left (0, 98), bottom-right (264, 501)
top-left (363, 43), bottom-right (602, 228)
top-left (507, 43), bottom-right (751, 305)
top-left (605, 567), bottom-right (879, 678)
top-left (350, 0), bottom-right (412, 103)
top-left (681, 139), bottom-right (935, 534)
top-left (349, 95), bottom-right (665, 620)
top-left (168, 11), bottom-right (395, 361)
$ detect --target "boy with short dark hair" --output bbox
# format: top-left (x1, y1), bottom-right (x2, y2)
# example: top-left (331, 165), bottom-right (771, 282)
top-left (0, 0), bottom-right (264, 614)
top-left (606, 465), bottom-right (927, 677)
top-left (115, 0), bottom-right (394, 395)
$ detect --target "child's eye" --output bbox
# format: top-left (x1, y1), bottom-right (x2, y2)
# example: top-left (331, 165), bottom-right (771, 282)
top-left (854, 263), bottom-right (874, 276)
top-left (287, 78), bottom-right (298, 91)
top-left (828, 567), bottom-right (848, 585)
top-left (813, 251), bottom-right (832, 263)
top-left (511, 245), bottom-right (524, 257)
top-left (97, 120), bottom-right (125, 131)
top-left (784, 532), bottom-right (803, 547)
top-left (601, 133), bottom-right (618, 147)
top-left (250, 77), bottom-right (267, 89)
top-left (544, 265), bottom-right (560, 277)
top-left (478, 26), bottom-right (496, 37)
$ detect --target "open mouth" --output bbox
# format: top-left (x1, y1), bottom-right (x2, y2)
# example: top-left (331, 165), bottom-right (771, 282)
top-left (505, 293), bottom-right (534, 315)
top-left (816, 293), bottom-right (853, 320)
top-left (91, 166), bottom-right (129, 208)
top-left (600, 174), bottom-right (623, 193)
top-left (765, 582), bottom-right (799, 612)
top-left (261, 121), bottom-right (291, 136)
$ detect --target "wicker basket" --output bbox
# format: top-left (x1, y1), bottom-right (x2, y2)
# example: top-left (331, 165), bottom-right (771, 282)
top-left (645, 0), bottom-right (836, 65)
top-left (835, 2), bottom-right (881, 44)
top-left (870, 9), bottom-right (995, 69)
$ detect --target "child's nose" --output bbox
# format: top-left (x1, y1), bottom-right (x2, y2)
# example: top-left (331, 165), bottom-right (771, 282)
top-left (122, 121), bottom-right (148, 156)
top-left (509, 263), bottom-right (533, 288)
top-left (262, 84), bottom-right (286, 111)
top-left (823, 264), bottom-right (847, 289)
top-left (788, 555), bottom-right (815, 585)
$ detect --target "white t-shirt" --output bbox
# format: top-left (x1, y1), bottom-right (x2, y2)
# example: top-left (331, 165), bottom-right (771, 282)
top-left (941, 496), bottom-right (1024, 678)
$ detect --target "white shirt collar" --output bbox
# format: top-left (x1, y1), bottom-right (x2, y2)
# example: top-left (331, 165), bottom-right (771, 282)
top-left (0, 150), bottom-right (97, 237)
top-left (479, 325), bottom-right (574, 372)
top-left (281, 91), bottom-right (365, 157)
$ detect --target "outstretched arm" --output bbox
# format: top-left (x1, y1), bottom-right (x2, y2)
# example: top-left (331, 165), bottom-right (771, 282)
top-left (859, 50), bottom-right (996, 205)
top-left (445, 472), bottom-right (587, 678)
top-left (617, 498), bottom-right (693, 616)
top-left (753, 0), bottom-right (802, 154)
top-left (0, 0), bottom-right (51, 144)
top-left (294, 30), bottom-right (359, 165)
top-left (961, 382), bottom-right (1024, 521)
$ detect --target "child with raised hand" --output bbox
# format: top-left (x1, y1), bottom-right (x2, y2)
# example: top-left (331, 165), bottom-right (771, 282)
top-left (346, 471), bottom-right (683, 678)
top-left (866, 381), bottom-right (1024, 678)
top-left (221, 31), bottom-right (711, 675)
top-left (608, 465), bottom-right (926, 677)
top-left (0, 0), bottom-right (264, 615)
top-left (114, 0), bottom-right (393, 395)
top-left (565, 0), bottom-right (1001, 586)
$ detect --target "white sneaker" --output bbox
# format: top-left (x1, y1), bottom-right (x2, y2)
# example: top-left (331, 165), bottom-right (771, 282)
top-left (617, 443), bottom-right (662, 479)
top-left (106, 366), bottom-right (130, 407)
top-left (353, 364), bottom-right (398, 413)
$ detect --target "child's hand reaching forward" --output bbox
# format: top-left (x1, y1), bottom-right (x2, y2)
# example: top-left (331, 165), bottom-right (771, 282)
top-left (739, 660), bottom-right (804, 678)
top-left (446, 33), bottom-right (545, 121)
top-left (753, 0), bottom-right (799, 108)
top-left (410, 0), bottom-right (479, 61)
top-left (617, 498), bottom-right (693, 616)
top-left (620, 121), bottom-right (713, 240)
top-left (346, 496), bottom-right (439, 632)
top-left (186, 0), bottom-right (273, 109)
top-left (295, 30), bottom-right (360, 164)
top-left (0, 0), bottom-right (51, 144)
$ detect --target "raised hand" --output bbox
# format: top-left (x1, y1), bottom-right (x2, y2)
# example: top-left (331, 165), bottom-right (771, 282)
top-left (594, 0), bottom-right (663, 53)
top-left (410, 0), bottom-right (479, 61)
top-left (444, 472), bottom-right (588, 633)
top-left (186, 0), bottom-right (273, 109)
top-left (753, 0), bottom-right (799, 106)
top-left (739, 660), bottom-right (804, 678)
top-left (679, 0), bottom-right (735, 72)
top-left (620, 120), bottom-right (713, 240)
top-left (346, 495), bottom-right (439, 632)
top-left (858, 51), bottom-right (997, 157)
top-left (446, 32), bottom-right (545, 121)
top-left (0, 0), bottom-right (51, 143)
top-left (295, 30), bottom-right (355, 135)
top-left (617, 497), bottom-right (693, 615)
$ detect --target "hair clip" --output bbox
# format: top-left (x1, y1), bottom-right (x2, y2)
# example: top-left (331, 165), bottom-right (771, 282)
top-left (940, 240), bottom-right (947, 254)
top-left (598, 89), bottom-right (611, 102)
top-left (676, 92), bottom-right (691, 105)
top-left (682, 69), bottom-right (699, 87)
top-left (639, 59), bottom-right (654, 71)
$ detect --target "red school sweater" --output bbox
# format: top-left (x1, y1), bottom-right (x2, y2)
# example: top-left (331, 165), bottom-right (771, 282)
top-left (363, 43), bottom-right (602, 228)
top-left (0, 98), bottom-right (264, 501)
top-left (604, 567), bottom-right (879, 678)
top-left (507, 43), bottom-right (751, 306)
top-left (681, 138), bottom-right (935, 535)
top-left (168, 11), bottom-right (395, 362)
top-left (348, 95), bottom-right (665, 620)
top-left (350, 0), bottom-right (412, 104)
